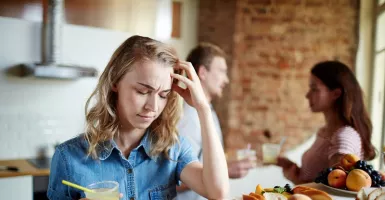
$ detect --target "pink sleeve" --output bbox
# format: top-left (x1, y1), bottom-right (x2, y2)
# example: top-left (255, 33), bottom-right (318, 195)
top-left (328, 127), bottom-right (363, 160)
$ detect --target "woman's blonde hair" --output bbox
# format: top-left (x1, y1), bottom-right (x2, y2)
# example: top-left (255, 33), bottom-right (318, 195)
top-left (85, 35), bottom-right (181, 159)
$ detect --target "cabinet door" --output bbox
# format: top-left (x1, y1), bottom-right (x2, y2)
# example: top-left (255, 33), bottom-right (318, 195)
top-left (0, 0), bottom-right (158, 33)
top-left (0, 176), bottom-right (33, 200)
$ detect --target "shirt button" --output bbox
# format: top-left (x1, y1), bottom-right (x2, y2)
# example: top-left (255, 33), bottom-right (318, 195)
top-left (130, 197), bottom-right (135, 200)
top-left (127, 169), bottom-right (133, 173)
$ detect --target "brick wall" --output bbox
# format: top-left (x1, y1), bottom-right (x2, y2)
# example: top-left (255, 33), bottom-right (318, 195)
top-left (198, 0), bottom-right (360, 153)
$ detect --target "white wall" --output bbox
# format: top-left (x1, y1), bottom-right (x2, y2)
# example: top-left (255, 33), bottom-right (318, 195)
top-left (166, 0), bottom-right (198, 60)
top-left (0, 0), bottom-right (197, 160)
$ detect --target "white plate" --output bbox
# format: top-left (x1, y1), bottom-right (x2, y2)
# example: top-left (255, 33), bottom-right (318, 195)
top-left (319, 183), bottom-right (357, 195)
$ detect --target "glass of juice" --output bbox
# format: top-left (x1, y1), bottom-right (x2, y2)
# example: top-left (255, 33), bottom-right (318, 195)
top-left (85, 181), bottom-right (119, 200)
top-left (262, 143), bottom-right (281, 164)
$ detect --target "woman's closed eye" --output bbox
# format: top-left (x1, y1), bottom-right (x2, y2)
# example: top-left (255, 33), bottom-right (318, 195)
top-left (136, 89), bottom-right (150, 95)
top-left (136, 89), bottom-right (169, 99)
top-left (159, 92), bottom-right (170, 99)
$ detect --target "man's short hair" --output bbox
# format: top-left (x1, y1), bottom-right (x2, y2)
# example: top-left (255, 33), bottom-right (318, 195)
top-left (186, 42), bottom-right (226, 73)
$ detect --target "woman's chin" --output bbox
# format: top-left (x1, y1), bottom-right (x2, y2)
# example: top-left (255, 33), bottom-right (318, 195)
top-left (133, 123), bottom-right (151, 130)
top-left (310, 107), bottom-right (322, 113)
top-left (132, 120), bottom-right (156, 129)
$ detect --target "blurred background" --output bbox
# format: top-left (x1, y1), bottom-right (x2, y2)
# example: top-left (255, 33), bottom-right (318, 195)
top-left (0, 0), bottom-right (384, 199)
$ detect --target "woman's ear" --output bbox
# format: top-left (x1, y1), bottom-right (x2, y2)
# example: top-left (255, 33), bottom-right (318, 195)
top-left (112, 83), bottom-right (118, 92)
top-left (333, 88), bottom-right (342, 100)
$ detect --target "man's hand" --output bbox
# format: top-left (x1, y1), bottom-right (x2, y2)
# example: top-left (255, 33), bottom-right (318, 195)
top-left (227, 157), bottom-right (256, 179)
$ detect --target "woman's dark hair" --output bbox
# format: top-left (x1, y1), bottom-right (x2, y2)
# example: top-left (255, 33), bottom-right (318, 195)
top-left (311, 61), bottom-right (376, 160)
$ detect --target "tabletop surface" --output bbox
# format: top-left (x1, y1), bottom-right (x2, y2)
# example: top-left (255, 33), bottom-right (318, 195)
top-left (0, 159), bottom-right (50, 178)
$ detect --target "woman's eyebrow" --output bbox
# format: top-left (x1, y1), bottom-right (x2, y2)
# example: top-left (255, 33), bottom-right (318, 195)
top-left (137, 82), bottom-right (171, 92)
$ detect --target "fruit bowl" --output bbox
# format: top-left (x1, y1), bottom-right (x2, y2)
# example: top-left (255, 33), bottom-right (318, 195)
top-left (314, 154), bottom-right (385, 194)
top-left (318, 183), bottom-right (357, 195)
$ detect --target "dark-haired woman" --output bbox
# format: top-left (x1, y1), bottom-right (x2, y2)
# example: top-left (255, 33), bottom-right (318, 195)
top-left (276, 61), bottom-right (376, 184)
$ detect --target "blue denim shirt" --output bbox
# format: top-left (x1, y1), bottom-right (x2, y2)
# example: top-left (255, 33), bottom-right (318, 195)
top-left (47, 131), bottom-right (198, 200)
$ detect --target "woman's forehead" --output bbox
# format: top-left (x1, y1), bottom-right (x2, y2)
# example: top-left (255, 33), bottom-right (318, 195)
top-left (310, 75), bottom-right (321, 84)
top-left (123, 61), bottom-right (173, 87)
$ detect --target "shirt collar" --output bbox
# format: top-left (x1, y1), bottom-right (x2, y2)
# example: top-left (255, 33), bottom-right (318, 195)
top-left (98, 129), bottom-right (153, 160)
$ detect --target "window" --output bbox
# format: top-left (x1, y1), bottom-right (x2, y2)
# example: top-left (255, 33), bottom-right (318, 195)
top-left (376, 12), bottom-right (385, 52)
top-left (374, 0), bottom-right (385, 169)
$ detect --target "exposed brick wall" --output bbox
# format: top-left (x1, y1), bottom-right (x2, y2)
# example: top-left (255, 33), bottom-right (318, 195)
top-left (198, 0), bottom-right (237, 149)
top-left (198, 0), bottom-right (359, 153)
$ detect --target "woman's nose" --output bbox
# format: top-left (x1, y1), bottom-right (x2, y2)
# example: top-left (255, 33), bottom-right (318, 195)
top-left (144, 95), bottom-right (157, 112)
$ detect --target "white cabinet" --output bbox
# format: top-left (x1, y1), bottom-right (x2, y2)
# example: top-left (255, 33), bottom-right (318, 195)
top-left (0, 176), bottom-right (33, 200)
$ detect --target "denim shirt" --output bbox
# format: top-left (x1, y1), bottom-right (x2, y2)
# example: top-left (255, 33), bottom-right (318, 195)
top-left (47, 131), bottom-right (198, 200)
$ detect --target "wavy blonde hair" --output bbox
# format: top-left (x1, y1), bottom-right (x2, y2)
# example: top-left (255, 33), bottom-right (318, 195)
top-left (85, 35), bottom-right (181, 159)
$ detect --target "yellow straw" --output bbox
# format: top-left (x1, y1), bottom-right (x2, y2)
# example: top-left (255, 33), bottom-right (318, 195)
top-left (62, 180), bottom-right (95, 193)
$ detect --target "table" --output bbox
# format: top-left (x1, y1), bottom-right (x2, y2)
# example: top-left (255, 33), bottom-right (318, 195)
top-left (301, 182), bottom-right (355, 200)
top-left (0, 159), bottom-right (49, 178)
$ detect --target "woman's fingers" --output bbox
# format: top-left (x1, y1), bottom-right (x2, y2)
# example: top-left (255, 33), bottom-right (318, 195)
top-left (171, 73), bottom-right (193, 88)
top-left (172, 82), bottom-right (187, 97)
top-left (172, 61), bottom-right (209, 109)
top-left (276, 157), bottom-right (286, 167)
top-left (174, 61), bottom-right (197, 81)
top-left (277, 157), bottom-right (293, 169)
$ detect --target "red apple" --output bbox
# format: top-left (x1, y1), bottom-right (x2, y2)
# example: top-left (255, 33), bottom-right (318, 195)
top-left (328, 169), bottom-right (347, 189)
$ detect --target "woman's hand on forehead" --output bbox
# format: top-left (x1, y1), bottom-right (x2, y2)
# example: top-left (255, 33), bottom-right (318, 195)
top-left (170, 61), bottom-right (209, 111)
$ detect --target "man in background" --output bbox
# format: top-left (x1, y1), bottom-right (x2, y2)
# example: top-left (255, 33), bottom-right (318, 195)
top-left (176, 43), bottom-right (256, 200)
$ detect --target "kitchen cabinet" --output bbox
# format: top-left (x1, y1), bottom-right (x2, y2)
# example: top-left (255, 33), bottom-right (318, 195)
top-left (0, 176), bottom-right (33, 200)
top-left (0, 159), bottom-right (50, 199)
top-left (0, 0), bottom-right (160, 34)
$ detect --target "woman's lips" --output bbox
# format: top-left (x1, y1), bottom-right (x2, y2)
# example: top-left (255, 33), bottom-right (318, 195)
top-left (137, 114), bottom-right (154, 121)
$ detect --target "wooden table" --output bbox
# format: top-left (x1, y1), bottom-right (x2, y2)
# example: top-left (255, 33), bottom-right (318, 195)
top-left (0, 159), bottom-right (49, 178)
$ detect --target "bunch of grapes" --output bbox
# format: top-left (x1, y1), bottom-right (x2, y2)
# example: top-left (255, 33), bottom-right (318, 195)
top-left (354, 160), bottom-right (385, 187)
top-left (314, 167), bottom-right (333, 185)
top-left (284, 184), bottom-right (293, 194)
top-left (273, 184), bottom-right (293, 194)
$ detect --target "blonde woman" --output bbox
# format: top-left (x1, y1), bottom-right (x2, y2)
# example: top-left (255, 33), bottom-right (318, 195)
top-left (47, 36), bottom-right (229, 200)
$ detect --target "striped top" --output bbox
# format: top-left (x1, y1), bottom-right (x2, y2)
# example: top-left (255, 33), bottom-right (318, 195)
top-left (299, 126), bottom-right (363, 182)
